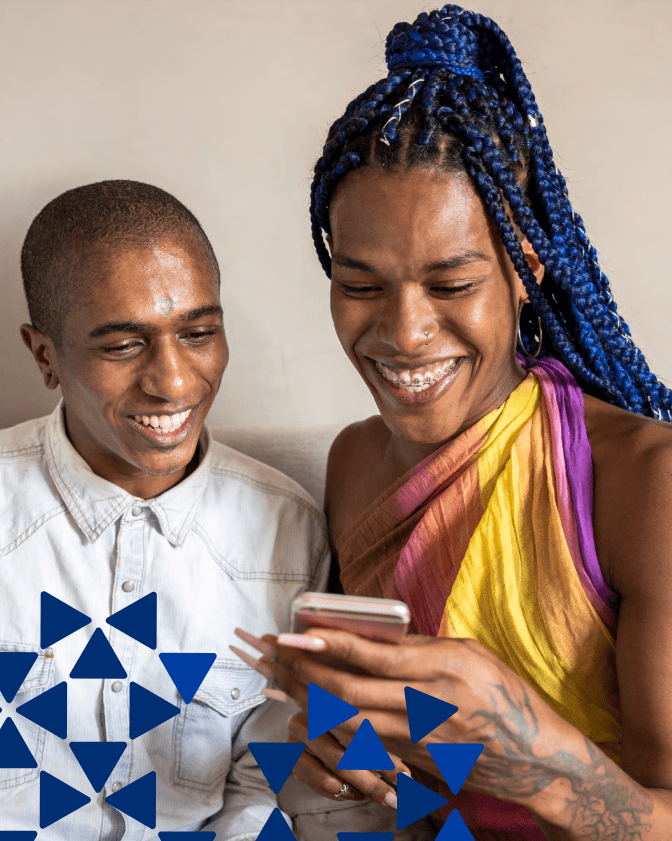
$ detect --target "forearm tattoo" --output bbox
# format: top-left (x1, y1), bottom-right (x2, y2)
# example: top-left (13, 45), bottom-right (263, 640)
top-left (465, 683), bottom-right (653, 840)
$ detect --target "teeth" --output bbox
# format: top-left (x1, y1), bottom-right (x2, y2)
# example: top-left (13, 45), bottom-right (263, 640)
top-left (376, 360), bottom-right (457, 392)
top-left (134, 409), bottom-right (192, 431)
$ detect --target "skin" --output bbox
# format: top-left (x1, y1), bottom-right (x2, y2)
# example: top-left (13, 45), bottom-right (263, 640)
top-left (236, 168), bottom-right (672, 840)
top-left (21, 236), bottom-right (228, 499)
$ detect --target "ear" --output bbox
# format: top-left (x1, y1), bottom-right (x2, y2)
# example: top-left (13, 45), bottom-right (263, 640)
top-left (20, 324), bottom-right (60, 390)
top-left (518, 237), bottom-right (544, 304)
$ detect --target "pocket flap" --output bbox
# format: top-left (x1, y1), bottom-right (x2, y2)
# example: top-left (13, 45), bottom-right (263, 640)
top-left (0, 642), bottom-right (52, 695)
top-left (192, 659), bottom-right (267, 717)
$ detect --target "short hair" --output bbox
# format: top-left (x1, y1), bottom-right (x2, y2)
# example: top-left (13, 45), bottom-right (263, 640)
top-left (21, 179), bottom-right (220, 345)
top-left (310, 3), bottom-right (672, 420)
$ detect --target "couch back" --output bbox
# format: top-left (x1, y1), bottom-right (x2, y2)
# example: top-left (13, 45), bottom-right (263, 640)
top-left (209, 425), bottom-right (341, 509)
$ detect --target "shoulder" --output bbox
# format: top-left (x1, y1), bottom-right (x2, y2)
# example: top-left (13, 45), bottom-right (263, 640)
top-left (328, 416), bottom-right (388, 470)
top-left (584, 394), bottom-right (672, 595)
top-left (0, 416), bottom-right (65, 557)
top-left (199, 439), bottom-right (329, 585)
top-left (0, 415), bottom-right (49, 460)
top-left (326, 416), bottom-right (391, 544)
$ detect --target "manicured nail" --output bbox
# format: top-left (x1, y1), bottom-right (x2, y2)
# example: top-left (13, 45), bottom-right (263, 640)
top-left (383, 791), bottom-right (397, 809)
top-left (229, 645), bottom-right (274, 679)
top-left (276, 633), bottom-right (326, 651)
top-left (262, 687), bottom-right (292, 703)
top-left (234, 627), bottom-right (275, 656)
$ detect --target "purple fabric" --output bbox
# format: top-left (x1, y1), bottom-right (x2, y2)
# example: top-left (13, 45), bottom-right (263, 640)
top-left (530, 357), bottom-right (620, 611)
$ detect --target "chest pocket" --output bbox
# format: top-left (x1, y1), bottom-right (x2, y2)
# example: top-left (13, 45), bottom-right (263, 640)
top-left (172, 659), bottom-right (267, 796)
top-left (0, 643), bottom-right (53, 791)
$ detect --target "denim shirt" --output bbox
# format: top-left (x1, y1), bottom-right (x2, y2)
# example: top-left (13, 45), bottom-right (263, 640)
top-left (0, 403), bottom-right (329, 839)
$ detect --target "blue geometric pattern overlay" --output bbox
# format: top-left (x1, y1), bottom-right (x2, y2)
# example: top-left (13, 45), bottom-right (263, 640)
top-left (248, 742), bottom-right (305, 793)
top-left (159, 652), bottom-right (217, 704)
top-left (255, 683), bottom-right (483, 840)
top-left (0, 592), bottom-right (216, 833)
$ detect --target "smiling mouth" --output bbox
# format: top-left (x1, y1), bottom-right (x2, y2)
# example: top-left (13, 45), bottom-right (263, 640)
top-left (375, 359), bottom-right (458, 393)
top-left (131, 408), bottom-right (193, 436)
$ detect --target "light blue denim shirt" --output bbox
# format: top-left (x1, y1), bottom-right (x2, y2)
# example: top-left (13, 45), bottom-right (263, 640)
top-left (0, 402), bottom-right (329, 839)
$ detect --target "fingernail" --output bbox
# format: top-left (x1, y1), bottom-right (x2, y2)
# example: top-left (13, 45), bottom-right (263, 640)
top-left (276, 633), bottom-right (326, 651)
top-left (401, 771), bottom-right (413, 779)
top-left (383, 791), bottom-right (397, 809)
top-left (234, 627), bottom-right (275, 656)
top-left (229, 645), bottom-right (274, 679)
top-left (262, 687), bottom-right (292, 703)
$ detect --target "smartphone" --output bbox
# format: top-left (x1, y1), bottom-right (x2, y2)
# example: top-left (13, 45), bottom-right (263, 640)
top-left (291, 592), bottom-right (411, 644)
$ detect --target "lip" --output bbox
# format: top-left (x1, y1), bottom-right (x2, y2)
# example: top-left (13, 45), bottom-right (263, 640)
top-left (368, 356), bottom-right (466, 405)
top-left (128, 407), bottom-right (197, 446)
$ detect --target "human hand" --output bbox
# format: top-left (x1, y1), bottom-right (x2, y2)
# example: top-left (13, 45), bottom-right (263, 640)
top-left (231, 629), bottom-right (408, 809)
top-left (233, 627), bottom-right (580, 809)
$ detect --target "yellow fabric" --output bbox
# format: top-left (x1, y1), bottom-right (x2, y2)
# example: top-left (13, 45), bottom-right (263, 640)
top-left (438, 375), bottom-right (621, 760)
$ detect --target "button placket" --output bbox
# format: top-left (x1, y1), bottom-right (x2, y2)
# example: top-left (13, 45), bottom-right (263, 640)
top-left (103, 514), bottom-right (148, 816)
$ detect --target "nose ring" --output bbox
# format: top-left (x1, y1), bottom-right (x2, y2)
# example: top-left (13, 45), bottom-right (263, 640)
top-left (423, 330), bottom-right (429, 338)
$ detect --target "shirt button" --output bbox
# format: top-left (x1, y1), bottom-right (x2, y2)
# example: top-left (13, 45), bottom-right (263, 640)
top-left (111, 782), bottom-right (122, 793)
top-left (131, 506), bottom-right (142, 516)
top-left (122, 581), bottom-right (134, 593)
top-left (111, 681), bottom-right (123, 693)
top-left (230, 688), bottom-right (240, 700)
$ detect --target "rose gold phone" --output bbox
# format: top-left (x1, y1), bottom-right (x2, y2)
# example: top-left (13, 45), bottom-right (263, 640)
top-left (291, 592), bottom-right (411, 644)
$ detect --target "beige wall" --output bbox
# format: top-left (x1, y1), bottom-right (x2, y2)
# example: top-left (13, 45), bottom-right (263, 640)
top-left (1, 0), bottom-right (670, 430)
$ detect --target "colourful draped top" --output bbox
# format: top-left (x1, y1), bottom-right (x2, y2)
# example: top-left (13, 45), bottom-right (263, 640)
top-left (336, 358), bottom-right (621, 839)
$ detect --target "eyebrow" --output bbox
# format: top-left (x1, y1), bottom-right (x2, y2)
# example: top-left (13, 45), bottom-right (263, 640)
top-left (87, 304), bottom-right (223, 339)
top-left (331, 250), bottom-right (490, 274)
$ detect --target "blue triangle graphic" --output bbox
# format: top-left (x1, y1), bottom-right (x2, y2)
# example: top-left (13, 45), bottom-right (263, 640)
top-left (256, 807), bottom-right (298, 841)
top-left (405, 686), bottom-right (458, 743)
top-left (308, 683), bottom-right (359, 740)
top-left (105, 771), bottom-right (156, 829)
top-left (435, 808), bottom-right (475, 840)
top-left (41, 592), bottom-right (91, 649)
top-left (0, 652), bottom-right (38, 703)
top-left (70, 741), bottom-right (127, 792)
top-left (17, 681), bottom-right (68, 739)
top-left (106, 592), bottom-right (157, 650)
top-left (39, 771), bottom-right (91, 828)
top-left (337, 719), bottom-right (394, 771)
top-left (427, 743), bottom-right (484, 795)
top-left (396, 771), bottom-right (449, 830)
top-left (70, 629), bottom-right (127, 679)
top-left (129, 682), bottom-right (180, 739)
top-left (248, 742), bottom-right (305, 793)
top-left (0, 833), bottom-right (38, 840)
top-left (159, 653), bottom-right (216, 704)
top-left (0, 719), bottom-right (37, 769)
top-left (158, 835), bottom-right (216, 840)
top-left (337, 835), bottom-right (395, 840)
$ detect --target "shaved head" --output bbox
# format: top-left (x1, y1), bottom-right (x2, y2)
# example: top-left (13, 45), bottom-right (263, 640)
top-left (21, 180), bottom-right (219, 345)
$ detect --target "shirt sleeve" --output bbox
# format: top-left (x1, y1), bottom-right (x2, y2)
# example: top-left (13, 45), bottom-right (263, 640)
top-left (200, 697), bottom-right (296, 840)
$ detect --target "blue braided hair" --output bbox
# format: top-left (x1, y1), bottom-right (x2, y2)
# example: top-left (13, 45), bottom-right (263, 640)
top-left (310, 4), bottom-right (672, 420)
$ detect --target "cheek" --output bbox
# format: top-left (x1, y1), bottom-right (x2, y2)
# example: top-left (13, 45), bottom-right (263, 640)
top-left (329, 289), bottom-right (360, 357)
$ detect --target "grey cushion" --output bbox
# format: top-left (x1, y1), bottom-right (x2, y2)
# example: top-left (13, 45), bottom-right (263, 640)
top-left (209, 425), bottom-right (341, 509)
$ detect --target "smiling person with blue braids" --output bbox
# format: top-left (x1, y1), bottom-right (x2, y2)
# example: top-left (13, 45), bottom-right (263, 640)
top-left (236, 4), bottom-right (672, 840)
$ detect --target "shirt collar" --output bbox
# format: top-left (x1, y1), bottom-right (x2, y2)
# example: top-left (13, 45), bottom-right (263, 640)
top-left (45, 400), bottom-right (212, 546)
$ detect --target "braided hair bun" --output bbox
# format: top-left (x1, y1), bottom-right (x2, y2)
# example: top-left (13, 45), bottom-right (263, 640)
top-left (310, 3), bottom-right (672, 420)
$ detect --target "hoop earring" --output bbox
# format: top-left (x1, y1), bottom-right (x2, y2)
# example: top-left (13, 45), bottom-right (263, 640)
top-left (517, 303), bottom-right (543, 359)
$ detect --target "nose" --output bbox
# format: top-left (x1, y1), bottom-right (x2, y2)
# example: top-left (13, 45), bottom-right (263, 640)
top-left (374, 285), bottom-right (437, 354)
top-left (138, 338), bottom-right (194, 402)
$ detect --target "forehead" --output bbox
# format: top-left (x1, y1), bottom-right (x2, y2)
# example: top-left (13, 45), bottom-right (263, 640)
top-left (66, 239), bottom-right (220, 338)
top-left (329, 167), bottom-right (493, 260)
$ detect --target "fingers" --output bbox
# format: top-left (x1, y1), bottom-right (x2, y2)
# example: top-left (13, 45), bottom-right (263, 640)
top-left (276, 628), bottom-right (450, 682)
top-left (291, 747), bottom-right (365, 802)
top-left (379, 751), bottom-right (412, 786)
top-left (288, 711), bottom-right (398, 809)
